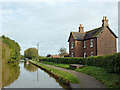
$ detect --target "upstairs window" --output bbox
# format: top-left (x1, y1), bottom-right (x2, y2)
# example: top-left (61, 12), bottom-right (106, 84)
top-left (71, 53), bottom-right (74, 57)
top-left (84, 52), bottom-right (87, 58)
top-left (71, 42), bottom-right (73, 49)
top-left (90, 39), bottom-right (93, 47)
top-left (91, 52), bottom-right (93, 56)
top-left (84, 41), bottom-right (86, 48)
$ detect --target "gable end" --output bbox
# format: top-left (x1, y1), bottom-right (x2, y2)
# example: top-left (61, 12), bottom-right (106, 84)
top-left (96, 26), bottom-right (118, 38)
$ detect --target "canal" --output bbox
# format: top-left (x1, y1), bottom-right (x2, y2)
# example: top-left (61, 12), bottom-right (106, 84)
top-left (2, 61), bottom-right (65, 88)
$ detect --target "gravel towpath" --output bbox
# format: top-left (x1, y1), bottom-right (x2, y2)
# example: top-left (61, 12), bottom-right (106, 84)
top-left (39, 63), bottom-right (105, 88)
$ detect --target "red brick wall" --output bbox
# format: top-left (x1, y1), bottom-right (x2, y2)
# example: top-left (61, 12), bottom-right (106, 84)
top-left (83, 38), bottom-right (97, 57)
top-left (75, 40), bottom-right (83, 57)
top-left (97, 27), bottom-right (117, 56)
top-left (69, 36), bottom-right (97, 57)
top-left (69, 35), bottom-right (75, 57)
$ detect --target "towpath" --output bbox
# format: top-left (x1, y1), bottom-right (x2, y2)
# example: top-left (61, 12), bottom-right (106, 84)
top-left (38, 62), bottom-right (105, 88)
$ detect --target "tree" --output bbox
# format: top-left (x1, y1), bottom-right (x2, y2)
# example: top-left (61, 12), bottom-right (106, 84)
top-left (59, 48), bottom-right (68, 57)
top-left (24, 48), bottom-right (38, 60)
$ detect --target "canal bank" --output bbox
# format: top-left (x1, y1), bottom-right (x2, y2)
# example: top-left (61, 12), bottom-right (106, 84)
top-left (30, 60), bottom-right (105, 88)
top-left (29, 60), bottom-right (81, 88)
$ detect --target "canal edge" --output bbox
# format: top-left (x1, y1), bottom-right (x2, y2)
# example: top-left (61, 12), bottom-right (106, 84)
top-left (29, 60), bottom-right (81, 89)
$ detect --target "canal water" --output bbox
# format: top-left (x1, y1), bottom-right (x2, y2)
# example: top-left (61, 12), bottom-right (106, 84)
top-left (2, 61), bottom-right (64, 88)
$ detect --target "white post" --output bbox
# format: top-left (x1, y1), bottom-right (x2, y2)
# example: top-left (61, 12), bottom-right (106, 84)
top-left (37, 43), bottom-right (39, 61)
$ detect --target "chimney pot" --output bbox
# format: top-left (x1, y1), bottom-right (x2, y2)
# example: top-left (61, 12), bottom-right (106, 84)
top-left (79, 24), bottom-right (84, 33)
top-left (80, 24), bottom-right (82, 27)
top-left (103, 16), bottom-right (107, 20)
top-left (102, 16), bottom-right (109, 27)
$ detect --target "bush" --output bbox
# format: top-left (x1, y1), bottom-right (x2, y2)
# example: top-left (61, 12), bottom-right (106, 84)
top-left (39, 53), bottom-right (120, 74)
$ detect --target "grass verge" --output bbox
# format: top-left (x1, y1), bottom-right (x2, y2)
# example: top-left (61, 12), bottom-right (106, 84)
top-left (29, 60), bottom-right (79, 84)
top-left (39, 61), bottom-right (120, 88)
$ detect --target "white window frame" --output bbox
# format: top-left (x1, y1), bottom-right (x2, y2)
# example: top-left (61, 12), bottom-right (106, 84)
top-left (84, 52), bottom-right (86, 58)
top-left (71, 42), bottom-right (73, 49)
top-left (90, 39), bottom-right (93, 47)
top-left (91, 52), bottom-right (93, 56)
top-left (84, 41), bottom-right (86, 48)
top-left (71, 53), bottom-right (74, 57)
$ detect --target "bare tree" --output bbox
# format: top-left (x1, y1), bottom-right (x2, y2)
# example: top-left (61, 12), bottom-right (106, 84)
top-left (59, 48), bottom-right (68, 57)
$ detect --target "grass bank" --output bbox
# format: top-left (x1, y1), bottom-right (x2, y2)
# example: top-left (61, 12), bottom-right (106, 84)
top-left (39, 61), bottom-right (120, 88)
top-left (29, 60), bottom-right (79, 85)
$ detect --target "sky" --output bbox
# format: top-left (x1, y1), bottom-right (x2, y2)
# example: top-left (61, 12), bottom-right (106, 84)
top-left (119, 1), bottom-right (120, 52)
top-left (0, 0), bottom-right (119, 56)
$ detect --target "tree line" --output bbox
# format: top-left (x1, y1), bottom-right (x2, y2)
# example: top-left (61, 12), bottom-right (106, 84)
top-left (2, 35), bottom-right (21, 63)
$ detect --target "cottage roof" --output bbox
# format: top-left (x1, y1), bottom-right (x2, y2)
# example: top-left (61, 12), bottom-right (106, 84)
top-left (68, 26), bottom-right (117, 42)
top-left (84, 27), bottom-right (103, 40)
top-left (72, 32), bottom-right (86, 40)
top-left (68, 32), bottom-right (85, 42)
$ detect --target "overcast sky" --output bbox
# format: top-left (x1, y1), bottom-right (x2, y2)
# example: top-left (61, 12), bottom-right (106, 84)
top-left (0, 0), bottom-right (119, 56)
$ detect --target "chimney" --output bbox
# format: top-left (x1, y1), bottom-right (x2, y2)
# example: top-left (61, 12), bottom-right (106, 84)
top-left (79, 24), bottom-right (84, 33)
top-left (102, 16), bottom-right (109, 27)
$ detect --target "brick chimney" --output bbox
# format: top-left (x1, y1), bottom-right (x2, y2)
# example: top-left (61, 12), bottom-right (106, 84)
top-left (102, 16), bottom-right (109, 27)
top-left (79, 24), bottom-right (84, 33)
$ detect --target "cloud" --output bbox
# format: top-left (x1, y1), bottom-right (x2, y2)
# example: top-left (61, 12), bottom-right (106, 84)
top-left (1, 2), bottom-right (118, 55)
top-left (0, 0), bottom-right (119, 2)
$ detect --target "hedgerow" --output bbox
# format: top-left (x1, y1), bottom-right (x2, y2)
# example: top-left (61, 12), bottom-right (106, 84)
top-left (39, 53), bottom-right (120, 73)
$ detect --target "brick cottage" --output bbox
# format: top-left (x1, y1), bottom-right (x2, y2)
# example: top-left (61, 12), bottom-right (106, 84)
top-left (68, 16), bottom-right (118, 57)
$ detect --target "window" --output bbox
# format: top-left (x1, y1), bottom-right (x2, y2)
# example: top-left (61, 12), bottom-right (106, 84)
top-left (84, 52), bottom-right (87, 58)
top-left (71, 53), bottom-right (74, 57)
top-left (71, 42), bottom-right (73, 49)
top-left (91, 52), bottom-right (93, 56)
top-left (90, 39), bottom-right (93, 47)
top-left (84, 41), bottom-right (86, 48)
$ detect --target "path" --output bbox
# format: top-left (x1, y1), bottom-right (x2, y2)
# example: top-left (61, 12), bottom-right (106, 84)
top-left (39, 62), bottom-right (105, 88)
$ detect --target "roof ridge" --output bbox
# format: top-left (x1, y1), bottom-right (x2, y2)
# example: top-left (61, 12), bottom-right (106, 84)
top-left (72, 32), bottom-right (86, 33)
top-left (86, 26), bottom-right (103, 33)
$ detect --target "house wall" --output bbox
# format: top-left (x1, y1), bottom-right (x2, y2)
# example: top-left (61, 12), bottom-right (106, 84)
top-left (69, 36), bottom-right (97, 57)
top-left (69, 35), bottom-right (75, 57)
top-left (75, 40), bottom-right (83, 57)
top-left (84, 38), bottom-right (97, 57)
top-left (97, 27), bottom-right (117, 56)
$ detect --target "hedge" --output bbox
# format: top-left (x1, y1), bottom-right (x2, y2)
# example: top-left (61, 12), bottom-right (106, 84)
top-left (39, 53), bottom-right (120, 74)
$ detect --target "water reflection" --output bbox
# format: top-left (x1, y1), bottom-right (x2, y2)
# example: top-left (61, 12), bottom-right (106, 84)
top-left (24, 61), bottom-right (39, 81)
top-left (2, 62), bottom-right (20, 88)
top-left (24, 61), bottom-right (38, 72)
top-left (2, 61), bottom-right (72, 89)
top-left (3, 61), bottom-right (63, 88)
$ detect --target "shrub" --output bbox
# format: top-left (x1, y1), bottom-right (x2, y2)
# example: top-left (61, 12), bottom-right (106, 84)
top-left (39, 53), bottom-right (120, 73)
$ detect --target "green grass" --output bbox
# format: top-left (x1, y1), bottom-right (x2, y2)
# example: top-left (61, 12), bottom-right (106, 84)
top-left (29, 60), bottom-right (79, 83)
top-left (39, 61), bottom-right (120, 88)
top-left (39, 61), bottom-right (69, 69)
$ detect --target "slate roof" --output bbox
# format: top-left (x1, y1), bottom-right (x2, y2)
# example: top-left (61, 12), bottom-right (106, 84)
top-left (84, 27), bottom-right (103, 40)
top-left (68, 26), bottom-right (117, 42)
top-left (72, 32), bottom-right (86, 40)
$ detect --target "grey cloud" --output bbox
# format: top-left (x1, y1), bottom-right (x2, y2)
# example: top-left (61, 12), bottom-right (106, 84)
top-left (1, 2), bottom-right (118, 55)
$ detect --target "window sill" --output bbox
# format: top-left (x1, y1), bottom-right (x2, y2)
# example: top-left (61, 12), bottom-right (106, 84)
top-left (90, 46), bottom-right (93, 48)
